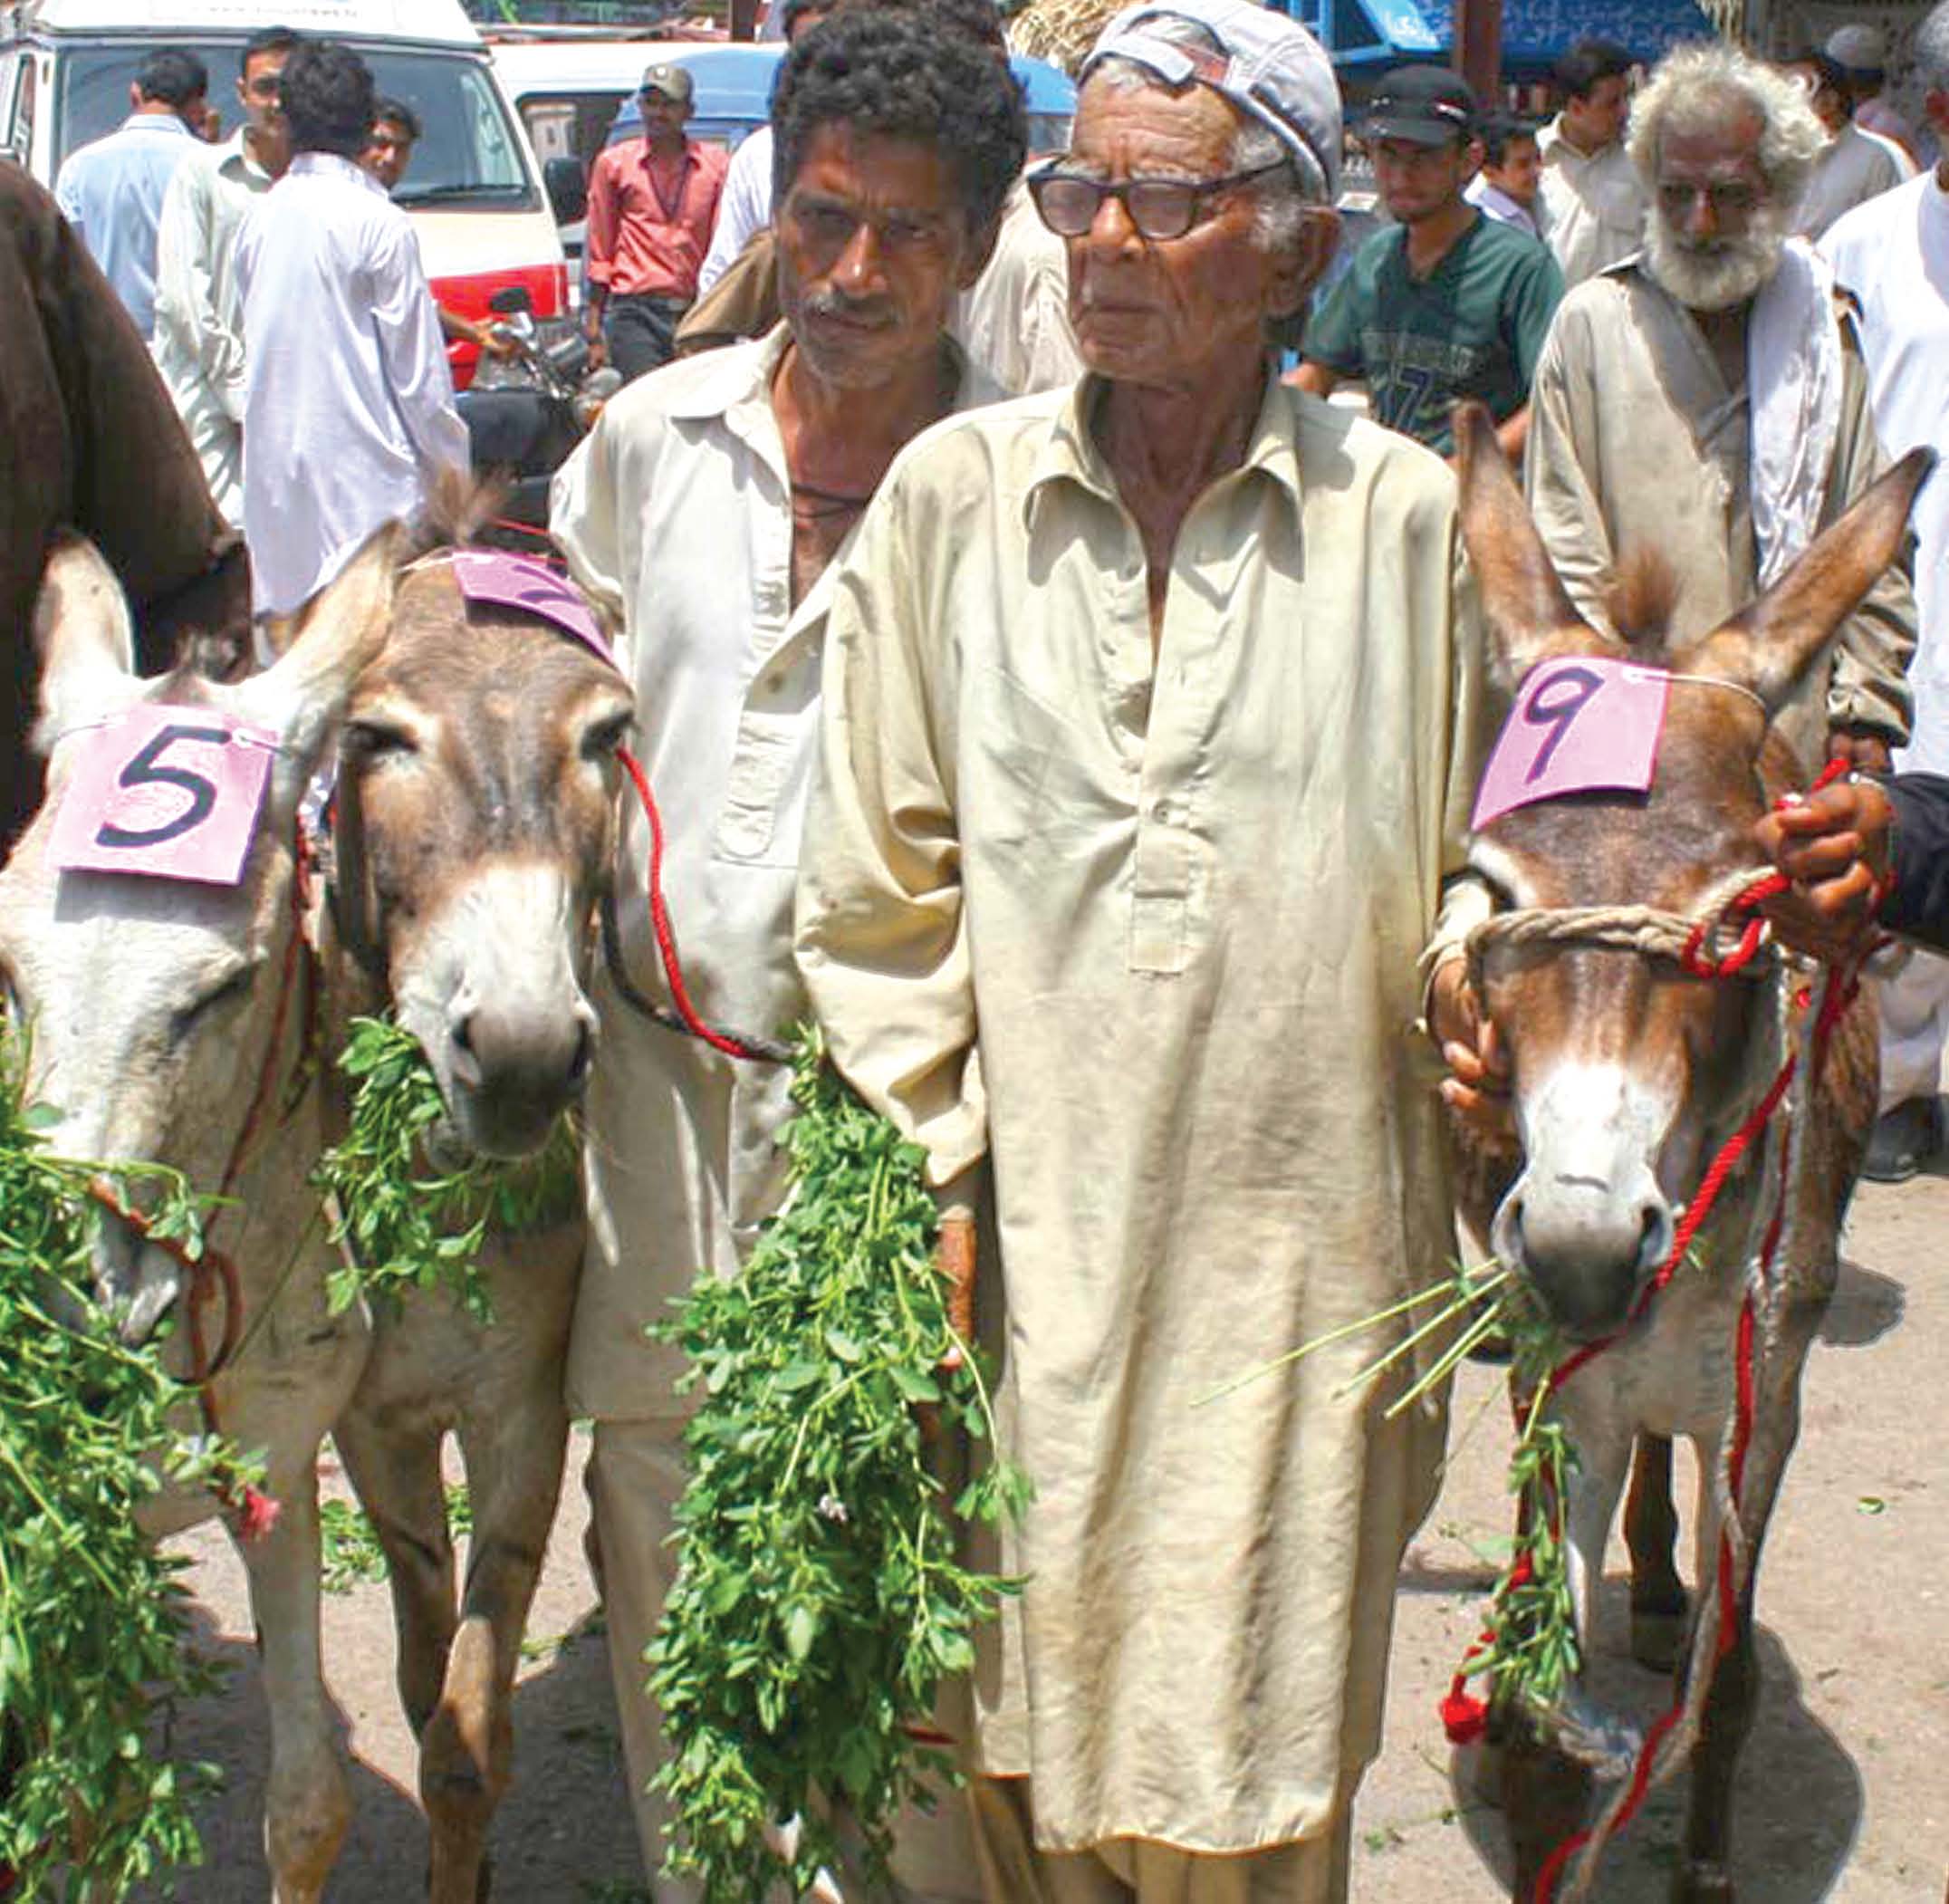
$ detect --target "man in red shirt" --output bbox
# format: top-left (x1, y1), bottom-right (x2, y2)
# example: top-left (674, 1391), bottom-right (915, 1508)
top-left (583, 63), bottom-right (730, 381)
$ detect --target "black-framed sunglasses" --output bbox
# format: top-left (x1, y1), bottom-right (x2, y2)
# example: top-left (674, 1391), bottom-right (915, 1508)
top-left (1026, 158), bottom-right (1288, 240)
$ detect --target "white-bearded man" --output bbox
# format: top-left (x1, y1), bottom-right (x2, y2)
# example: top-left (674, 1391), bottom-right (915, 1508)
top-left (1524, 41), bottom-right (1915, 793)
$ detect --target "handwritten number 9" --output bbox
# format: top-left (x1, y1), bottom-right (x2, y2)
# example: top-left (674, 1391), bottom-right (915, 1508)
top-left (1522, 666), bottom-right (1603, 784)
top-left (93, 723), bottom-right (229, 851)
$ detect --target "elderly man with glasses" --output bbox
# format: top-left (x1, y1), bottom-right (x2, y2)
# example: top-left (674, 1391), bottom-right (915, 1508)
top-left (794, 2), bottom-right (1488, 1894)
top-left (583, 62), bottom-right (730, 382)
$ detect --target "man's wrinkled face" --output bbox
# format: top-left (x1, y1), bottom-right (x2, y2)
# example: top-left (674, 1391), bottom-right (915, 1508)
top-left (236, 49), bottom-right (289, 142)
top-left (1061, 79), bottom-right (1319, 391)
top-left (1373, 132), bottom-right (1469, 223)
top-left (776, 124), bottom-right (983, 390)
top-left (1565, 72), bottom-right (1631, 149)
top-left (1646, 112), bottom-right (1784, 312)
top-left (1487, 132), bottom-right (1541, 206)
top-left (360, 118), bottom-right (416, 191)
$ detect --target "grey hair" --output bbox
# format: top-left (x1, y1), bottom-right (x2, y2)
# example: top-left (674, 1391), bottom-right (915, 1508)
top-left (1916, 0), bottom-right (1949, 95)
top-left (1626, 42), bottom-right (1827, 207)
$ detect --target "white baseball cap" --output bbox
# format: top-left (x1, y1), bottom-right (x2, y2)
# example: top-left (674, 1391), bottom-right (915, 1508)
top-left (1081, 0), bottom-right (1342, 201)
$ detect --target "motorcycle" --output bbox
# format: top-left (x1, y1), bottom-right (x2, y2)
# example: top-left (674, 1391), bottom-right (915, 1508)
top-left (456, 285), bottom-right (620, 549)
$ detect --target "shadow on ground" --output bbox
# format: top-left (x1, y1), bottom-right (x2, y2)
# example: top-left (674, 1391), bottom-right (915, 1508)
top-left (1426, 1596), bottom-right (1861, 1902)
top-left (132, 1605), bottom-right (641, 1902)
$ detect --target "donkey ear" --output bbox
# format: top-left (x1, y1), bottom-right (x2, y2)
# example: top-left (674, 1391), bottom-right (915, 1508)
top-left (31, 535), bottom-right (139, 752)
top-left (1454, 401), bottom-right (1609, 689)
top-left (1676, 447), bottom-right (1935, 710)
top-left (236, 522), bottom-right (402, 775)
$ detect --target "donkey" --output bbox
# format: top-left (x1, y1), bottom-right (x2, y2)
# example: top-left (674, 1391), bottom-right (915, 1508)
top-left (1445, 403), bottom-right (1929, 1902)
top-left (318, 552), bottom-right (632, 1904)
top-left (0, 532), bottom-right (398, 1902)
top-left (0, 532), bottom-right (633, 1902)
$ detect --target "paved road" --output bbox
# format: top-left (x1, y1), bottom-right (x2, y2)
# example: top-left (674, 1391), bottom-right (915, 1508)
top-left (140, 1172), bottom-right (1949, 1902)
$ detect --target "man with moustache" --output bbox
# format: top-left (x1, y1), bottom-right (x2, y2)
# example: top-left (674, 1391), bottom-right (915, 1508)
top-left (151, 25), bottom-right (299, 526)
top-left (548, 10), bottom-right (1023, 1886)
top-left (1525, 40), bottom-right (1915, 783)
top-left (793, 1), bottom-right (1489, 1891)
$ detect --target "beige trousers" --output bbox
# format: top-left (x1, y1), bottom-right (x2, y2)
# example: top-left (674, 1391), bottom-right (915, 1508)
top-left (588, 1418), bottom-right (984, 1902)
top-left (967, 1777), bottom-right (1352, 1904)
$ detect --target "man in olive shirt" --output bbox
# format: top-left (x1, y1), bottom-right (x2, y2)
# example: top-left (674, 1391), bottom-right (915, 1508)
top-left (1296, 65), bottom-right (1562, 459)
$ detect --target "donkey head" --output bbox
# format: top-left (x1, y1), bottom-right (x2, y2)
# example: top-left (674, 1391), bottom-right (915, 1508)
top-left (0, 531), bottom-right (398, 1337)
top-left (328, 563), bottom-right (634, 1159)
top-left (1455, 405), bottom-right (1928, 1340)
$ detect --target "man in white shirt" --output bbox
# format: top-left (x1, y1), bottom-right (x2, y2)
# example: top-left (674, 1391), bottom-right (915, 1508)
top-left (1820, 0), bottom-right (1949, 1180)
top-left (236, 39), bottom-right (466, 620)
top-left (1537, 35), bottom-right (1645, 287)
top-left (1464, 110), bottom-right (1545, 238)
top-left (549, 10), bottom-right (1023, 1889)
top-left (695, 0), bottom-right (835, 295)
top-left (150, 27), bottom-right (297, 527)
top-left (1790, 45), bottom-right (1910, 239)
top-left (54, 48), bottom-right (208, 339)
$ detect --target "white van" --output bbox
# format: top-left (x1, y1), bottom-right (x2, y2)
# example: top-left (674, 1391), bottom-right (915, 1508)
top-left (0, 0), bottom-right (571, 384)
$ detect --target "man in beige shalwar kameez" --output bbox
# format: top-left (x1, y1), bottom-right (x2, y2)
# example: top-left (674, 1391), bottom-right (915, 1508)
top-left (794, 3), bottom-right (1489, 1896)
top-left (1525, 43), bottom-right (1915, 781)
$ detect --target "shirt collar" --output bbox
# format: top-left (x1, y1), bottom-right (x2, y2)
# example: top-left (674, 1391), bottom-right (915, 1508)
top-left (120, 110), bottom-right (195, 138)
top-left (288, 149), bottom-right (388, 194)
top-left (1023, 364), bottom-right (1303, 530)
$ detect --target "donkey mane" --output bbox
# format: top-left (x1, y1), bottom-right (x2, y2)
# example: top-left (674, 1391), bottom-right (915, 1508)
top-left (1603, 547), bottom-right (1683, 662)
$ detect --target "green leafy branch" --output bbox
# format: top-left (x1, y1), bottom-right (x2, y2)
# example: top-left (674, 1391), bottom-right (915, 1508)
top-left (312, 1015), bottom-right (581, 1322)
top-left (648, 1028), bottom-right (1031, 1902)
top-left (0, 1024), bottom-right (259, 1897)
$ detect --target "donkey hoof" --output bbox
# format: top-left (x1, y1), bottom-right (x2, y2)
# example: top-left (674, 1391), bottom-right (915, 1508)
top-left (1630, 1600), bottom-right (1690, 1673)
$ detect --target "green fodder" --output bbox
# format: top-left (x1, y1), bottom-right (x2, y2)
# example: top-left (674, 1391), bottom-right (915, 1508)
top-left (0, 1027), bottom-right (255, 1896)
top-left (313, 1015), bottom-right (581, 1323)
top-left (648, 1027), bottom-right (1031, 1902)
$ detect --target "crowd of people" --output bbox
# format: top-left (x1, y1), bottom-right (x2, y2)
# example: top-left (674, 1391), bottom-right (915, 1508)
top-left (14, 0), bottom-right (1949, 1895)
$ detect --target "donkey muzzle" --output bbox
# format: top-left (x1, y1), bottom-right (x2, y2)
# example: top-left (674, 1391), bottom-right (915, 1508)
top-left (1493, 1171), bottom-right (1675, 1341)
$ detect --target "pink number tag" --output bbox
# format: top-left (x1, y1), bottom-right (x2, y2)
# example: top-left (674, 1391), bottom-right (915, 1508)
top-left (1472, 657), bottom-right (1670, 832)
top-left (449, 550), bottom-right (618, 670)
top-left (48, 703), bottom-right (276, 886)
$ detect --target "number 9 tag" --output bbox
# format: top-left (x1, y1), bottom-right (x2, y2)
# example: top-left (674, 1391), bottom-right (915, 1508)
top-left (48, 703), bottom-right (277, 886)
top-left (1472, 657), bottom-right (1670, 832)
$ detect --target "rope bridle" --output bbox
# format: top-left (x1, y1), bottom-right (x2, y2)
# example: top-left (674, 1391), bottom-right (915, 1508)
top-left (1445, 760), bottom-right (1888, 1899)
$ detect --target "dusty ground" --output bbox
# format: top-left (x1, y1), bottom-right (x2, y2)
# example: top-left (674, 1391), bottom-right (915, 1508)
top-left (135, 1170), bottom-right (1948, 1903)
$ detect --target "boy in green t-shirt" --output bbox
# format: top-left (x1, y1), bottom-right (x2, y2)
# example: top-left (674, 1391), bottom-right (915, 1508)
top-left (1294, 65), bottom-right (1563, 459)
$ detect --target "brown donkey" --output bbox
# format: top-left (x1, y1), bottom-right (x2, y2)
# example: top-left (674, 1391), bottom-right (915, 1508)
top-left (1445, 403), bottom-right (1929, 1901)
top-left (320, 552), bottom-right (633, 1904)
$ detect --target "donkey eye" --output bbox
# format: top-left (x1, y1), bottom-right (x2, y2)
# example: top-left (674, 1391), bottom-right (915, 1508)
top-left (581, 710), bottom-right (633, 761)
top-left (341, 719), bottom-right (418, 764)
top-left (168, 966), bottom-right (257, 1047)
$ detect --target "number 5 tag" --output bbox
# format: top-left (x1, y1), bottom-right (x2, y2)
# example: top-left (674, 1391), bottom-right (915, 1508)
top-left (1471, 657), bottom-right (1670, 832)
top-left (48, 703), bottom-right (277, 886)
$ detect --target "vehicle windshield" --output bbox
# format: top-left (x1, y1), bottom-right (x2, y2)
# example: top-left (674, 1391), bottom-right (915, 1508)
top-left (53, 42), bottom-right (538, 208)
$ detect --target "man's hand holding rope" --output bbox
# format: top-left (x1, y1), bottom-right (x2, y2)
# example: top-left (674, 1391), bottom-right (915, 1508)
top-left (1755, 775), bottom-right (1895, 966)
top-left (1429, 957), bottom-right (1515, 1148)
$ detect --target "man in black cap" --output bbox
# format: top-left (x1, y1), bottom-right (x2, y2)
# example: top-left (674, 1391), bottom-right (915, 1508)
top-left (1297, 64), bottom-right (1562, 459)
top-left (583, 62), bottom-right (730, 381)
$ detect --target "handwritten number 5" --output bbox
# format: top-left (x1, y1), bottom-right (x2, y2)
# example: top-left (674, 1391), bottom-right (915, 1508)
top-left (1522, 666), bottom-right (1603, 783)
top-left (94, 723), bottom-right (228, 850)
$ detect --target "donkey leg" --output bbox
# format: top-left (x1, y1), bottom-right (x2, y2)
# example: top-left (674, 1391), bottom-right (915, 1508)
top-left (1626, 1433), bottom-right (1690, 1672)
top-left (239, 1454), bottom-right (354, 1904)
top-left (332, 1409), bottom-right (458, 1738)
top-left (1674, 1318), bottom-right (1814, 1904)
top-left (420, 1405), bottom-right (572, 1904)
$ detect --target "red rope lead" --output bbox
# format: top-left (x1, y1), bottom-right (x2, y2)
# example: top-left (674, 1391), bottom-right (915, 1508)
top-left (616, 746), bottom-right (782, 1064)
